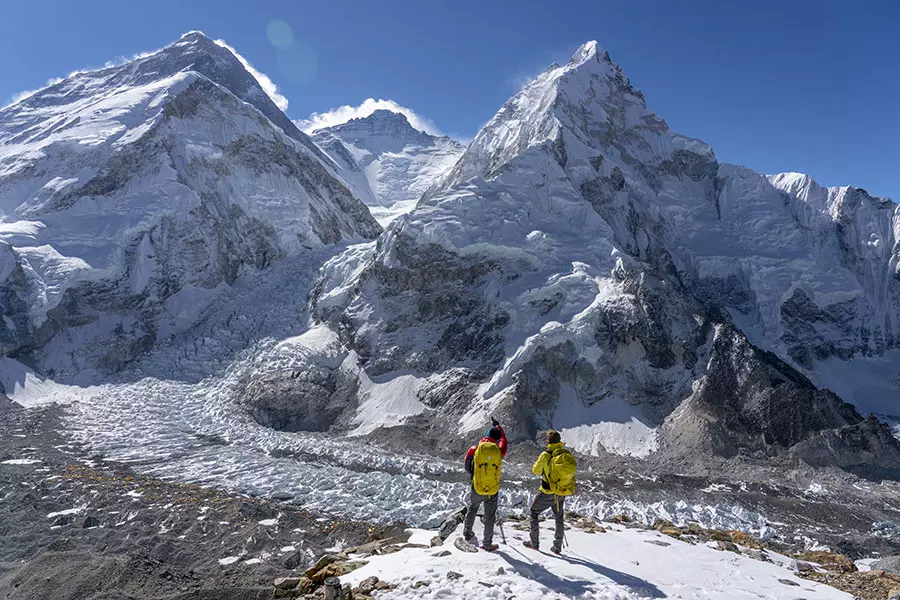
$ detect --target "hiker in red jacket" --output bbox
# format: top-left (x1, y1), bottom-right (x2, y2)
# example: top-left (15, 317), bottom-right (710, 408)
top-left (461, 418), bottom-right (508, 550)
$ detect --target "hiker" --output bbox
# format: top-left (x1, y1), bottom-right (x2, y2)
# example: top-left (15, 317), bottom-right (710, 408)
top-left (461, 418), bottom-right (508, 551)
top-left (524, 430), bottom-right (577, 554)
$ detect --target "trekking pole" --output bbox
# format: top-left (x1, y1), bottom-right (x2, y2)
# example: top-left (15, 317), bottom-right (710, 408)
top-left (497, 492), bottom-right (507, 544)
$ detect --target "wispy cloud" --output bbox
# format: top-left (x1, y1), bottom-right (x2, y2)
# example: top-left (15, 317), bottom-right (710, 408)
top-left (213, 38), bottom-right (289, 112)
top-left (297, 98), bottom-right (441, 135)
top-left (2, 77), bottom-right (64, 109)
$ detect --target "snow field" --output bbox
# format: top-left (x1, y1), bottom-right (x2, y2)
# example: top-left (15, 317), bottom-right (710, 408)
top-left (343, 522), bottom-right (850, 599)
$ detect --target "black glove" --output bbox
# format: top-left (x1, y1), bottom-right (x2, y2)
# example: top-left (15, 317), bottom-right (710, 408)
top-left (491, 417), bottom-right (500, 428)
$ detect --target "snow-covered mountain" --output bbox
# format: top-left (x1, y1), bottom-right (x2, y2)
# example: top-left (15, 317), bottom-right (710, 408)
top-left (309, 110), bottom-right (465, 224)
top-left (299, 41), bottom-right (900, 476)
top-left (0, 31), bottom-right (380, 377)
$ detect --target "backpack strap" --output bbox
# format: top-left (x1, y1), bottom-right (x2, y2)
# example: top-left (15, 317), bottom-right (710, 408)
top-left (540, 450), bottom-right (552, 492)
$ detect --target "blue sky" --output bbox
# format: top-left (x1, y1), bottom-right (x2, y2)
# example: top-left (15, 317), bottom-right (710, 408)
top-left (2, 0), bottom-right (897, 198)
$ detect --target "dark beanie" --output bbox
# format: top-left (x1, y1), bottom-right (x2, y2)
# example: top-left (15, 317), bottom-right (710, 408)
top-left (547, 430), bottom-right (561, 444)
top-left (488, 426), bottom-right (502, 441)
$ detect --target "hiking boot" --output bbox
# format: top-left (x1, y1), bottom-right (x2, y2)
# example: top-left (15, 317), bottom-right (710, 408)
top-left (482, 543), bottom-right (499, 551)
top-left (463, 531), bottom-right (476, 543)
top-left (551, 545), bottom-right (562, 555)
top-left (523, 541), bottom-right (538, 550)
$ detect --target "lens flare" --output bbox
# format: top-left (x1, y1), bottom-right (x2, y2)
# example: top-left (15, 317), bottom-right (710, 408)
top-left (266, 20), bottom-right (294, 50)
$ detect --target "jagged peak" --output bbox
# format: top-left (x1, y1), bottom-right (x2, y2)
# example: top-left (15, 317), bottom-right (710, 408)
top-left (178, 30), bottom-right (215, 44)
top-left (431, 39), bottom-right (660, 190)
top-left (2, 31), bottom-right (327, 163)
top-left (352, 109), bottom-right (413, 128)
top-left (319, 108), bottom-right (434, 140)
top-left (568, 40), bottom-right (611, 67)
top-left (369, 109), bottom-right (410, 121)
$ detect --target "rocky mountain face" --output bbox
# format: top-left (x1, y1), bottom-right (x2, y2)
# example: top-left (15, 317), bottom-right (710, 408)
top-left (0, 32), bottom-right (380, 378)
top-left (295, 42), bottom-right (900, 476)
top-left (2, 31), bottom-right (897, 481)
top-left (310, 110), bottom-right (465, 224)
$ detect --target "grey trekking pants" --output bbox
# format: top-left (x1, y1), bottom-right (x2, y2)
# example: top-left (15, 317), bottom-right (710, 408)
top-left (530, 492), bottom-right (565, 550)
top-left (462, 488), bottom-right (498, 546)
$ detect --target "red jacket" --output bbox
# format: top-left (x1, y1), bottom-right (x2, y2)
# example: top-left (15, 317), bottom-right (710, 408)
top-left (464, 426), bottom-right (508, 475)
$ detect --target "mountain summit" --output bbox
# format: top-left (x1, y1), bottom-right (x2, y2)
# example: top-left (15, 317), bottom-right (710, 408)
top-left (0, 32), bottom-right (380, 376)
top-left (304, 41), bottom-right (900, 477)
top-left (311, 109), bottom-right (465, 224)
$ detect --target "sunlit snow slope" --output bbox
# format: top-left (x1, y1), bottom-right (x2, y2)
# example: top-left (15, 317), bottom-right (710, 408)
top-left (343, 526), bottom-right (851, 600)
top-left (0, 31), bottom-right (380, 378)
top-left (310, 110), bottom-right (465, 224)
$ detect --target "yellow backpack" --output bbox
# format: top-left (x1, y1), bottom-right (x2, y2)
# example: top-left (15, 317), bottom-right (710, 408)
top-left (547, 447), bottom-right (577, 496)
top-left (472, 441), bottom-right (502, 496)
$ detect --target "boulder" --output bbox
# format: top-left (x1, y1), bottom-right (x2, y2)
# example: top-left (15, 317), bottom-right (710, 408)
top-left (274, 577), bottom-right (301, 589)
top-left (305, 554), bottom-right (347, 578)
top-left (308, 561), bottom-right (368, 585)
top-left (357, 576), bottom-right (380, 595)
top-left (794, 551), bottom-right (857, 574)
top-left (792, 559), bottom-right (815, 573)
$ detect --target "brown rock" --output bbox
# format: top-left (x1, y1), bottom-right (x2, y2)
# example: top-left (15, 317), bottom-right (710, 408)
top-left (296, 577), bottom-right (316, 594)
top-left (357, 576), bottom-right (380, 594)
top-left (727, 530), bottom-right (764, 550)
top-left (308, 561), bottom-right (368, 585)
top-left (708, 530), bottom-right (732, 543)
top-left (794, 551), bottom-right (857, 574)
top-left (347, 539), bottom-right (391, 556)
top-left (792, 559), bottom-right (815, 573)
top-left (274, 577), bottom-right (301, 589)
top-left (743, 548), bottom-right (770, 562)
top-left (305, 554), bottom-right (346, 578)
top-left (715, 541), bottom-right (740, 553)
top-left (577, 518), bottom-right (606, 533)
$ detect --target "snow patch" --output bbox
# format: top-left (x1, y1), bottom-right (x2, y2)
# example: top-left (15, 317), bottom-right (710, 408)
top-left (553, 384), bottom-right (659, 458)
top-left (0, 358), bottom-right (100, 407)
top-left (349, 363), bottom-right (427, 436)
top-left (341, 523), bottom-right (850, 600)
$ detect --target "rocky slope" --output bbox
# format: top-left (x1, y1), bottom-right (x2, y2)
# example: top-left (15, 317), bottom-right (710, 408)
top-left (310, 110), bottom-right (465, 224)
top-left (295, 41), bottom-right (900, 475)
top-left (0, 32), bottom-right (380, 378)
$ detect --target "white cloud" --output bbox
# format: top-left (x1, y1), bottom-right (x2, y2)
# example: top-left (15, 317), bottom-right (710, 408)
top-left (4, 88), bottom-right (39, 107)
top-left (213, 39), bottom-right (289, 112)
top-left (297, 98), bottom-right (441, 135)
